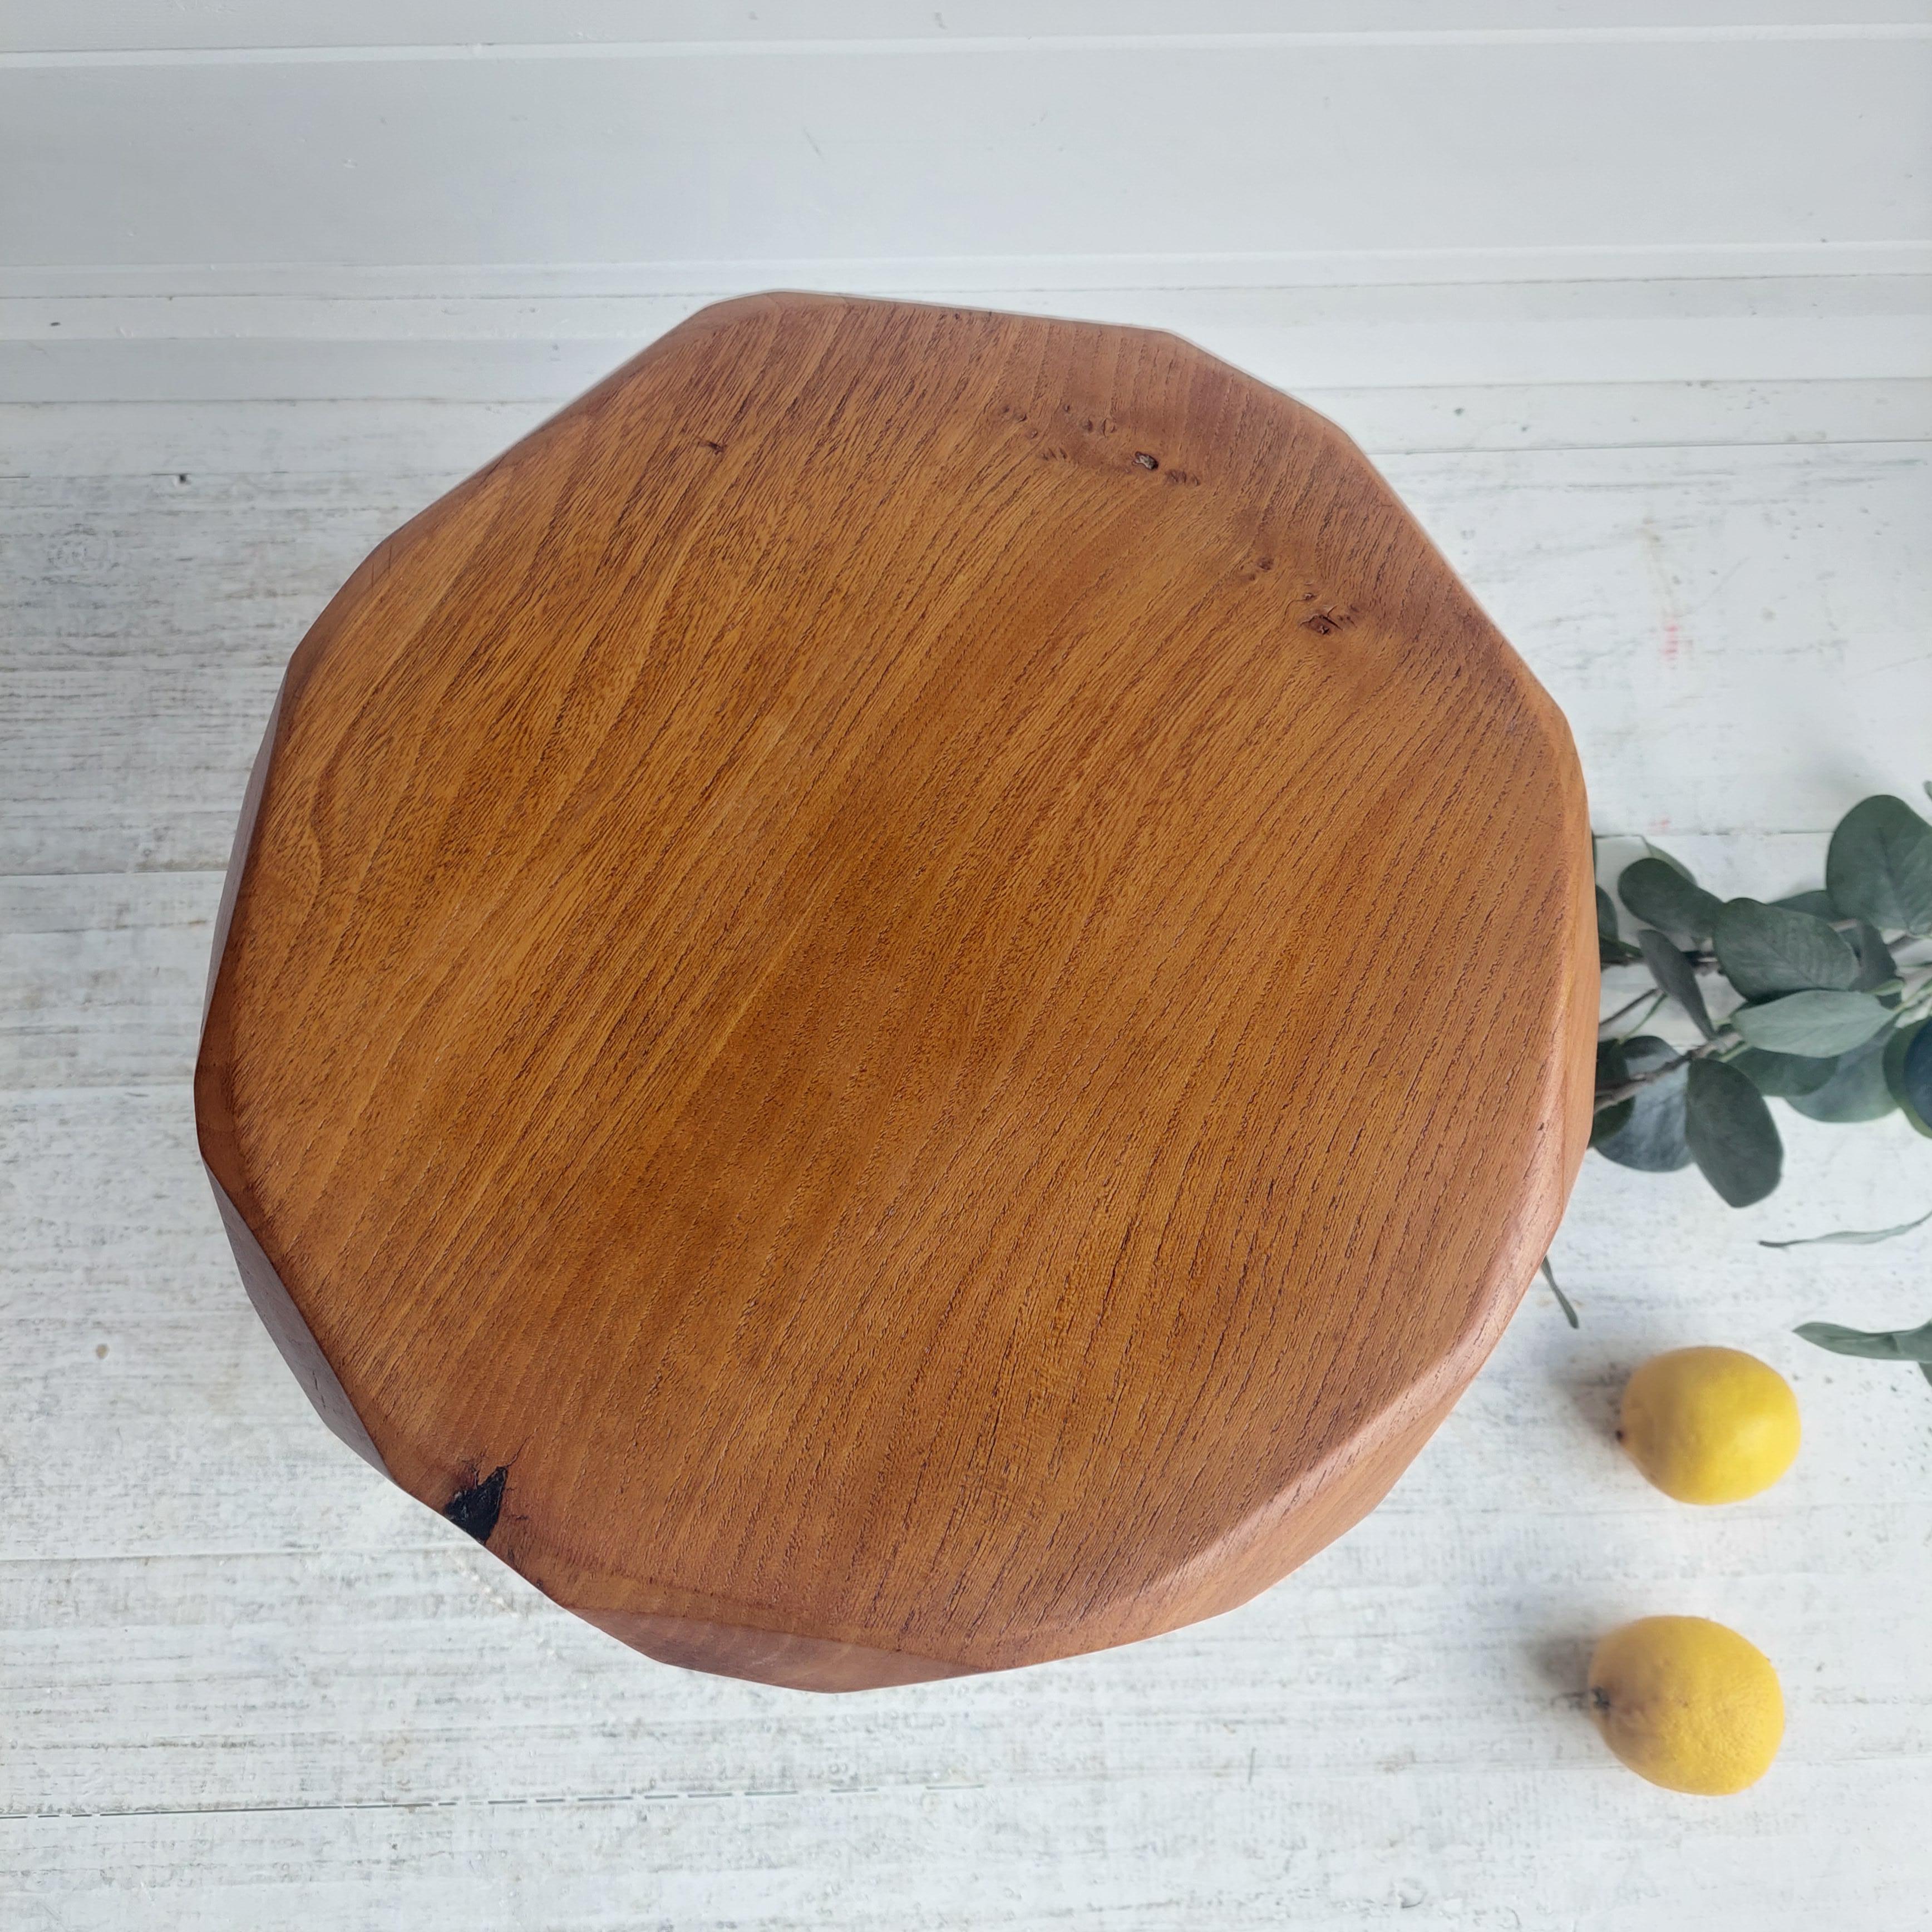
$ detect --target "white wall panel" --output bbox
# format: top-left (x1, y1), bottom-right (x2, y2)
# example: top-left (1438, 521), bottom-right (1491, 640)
top-left (5, 33), bottom-right (1927, 278)
top-left (11, 1), bottom-right (1932, 56)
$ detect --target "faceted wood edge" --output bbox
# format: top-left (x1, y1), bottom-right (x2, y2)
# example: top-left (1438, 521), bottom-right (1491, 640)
top-left (206, 1174), bottom-right (389, 1477)
top-left (578, 1610), bottom-right (977, 1692)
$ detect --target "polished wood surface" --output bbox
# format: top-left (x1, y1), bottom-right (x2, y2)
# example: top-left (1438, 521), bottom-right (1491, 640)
top-left (194, 293), bottom-right (1596, 1691)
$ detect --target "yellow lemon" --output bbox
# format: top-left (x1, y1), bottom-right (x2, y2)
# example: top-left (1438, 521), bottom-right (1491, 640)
top-left (1617, 1345), bottom-right (1798, 1504)
top-left (1587, 1615), bottom-right (1783, 1795)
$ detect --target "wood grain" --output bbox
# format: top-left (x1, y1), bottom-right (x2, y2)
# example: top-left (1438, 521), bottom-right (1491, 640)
top-left (193, 292), bottom-right (1595, 1689)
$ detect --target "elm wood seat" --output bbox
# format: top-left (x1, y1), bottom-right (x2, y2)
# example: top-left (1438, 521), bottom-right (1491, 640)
top-left (195, 294), bottom-right (1596, 1693)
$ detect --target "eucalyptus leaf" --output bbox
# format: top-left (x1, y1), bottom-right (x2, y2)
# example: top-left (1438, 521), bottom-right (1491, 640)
top-left (1785, 1033), bottom-right (1896, 1123)
top-left (1637, 927), bottom-right (1716, 1039)
top-left (1685, 1057), bottom-right (1783, 1207)
top-left (1794, 1317), bottom-right (1932, 1364)
top-left (1881, 1022), bottom-right (1932, 1138)
top-left (1773, 889), bottom-right (1838, 920)
top-left (1596, 885), bottom-right (1641, 967)
top-left (1729, 990), bottom-right (1892, 1057)
top-left (1712, 898), bottom-right (1859, 998)
top-left (1729, 1046), bottom-right (1836, 1100)
top-left (1620, 857), bottom-right (1722, 945)
top-left (1591, 1034), bottom-right (1693, 1172)
top-left (1848, 921), bottom-right (1897, 993)
top-left (1902, 1018), bottom-right (1932, 1126)
top-left (1762, 1207), bottom-right (1932, 1249)
top-left (1826, 794), bottom-right (1932, 934)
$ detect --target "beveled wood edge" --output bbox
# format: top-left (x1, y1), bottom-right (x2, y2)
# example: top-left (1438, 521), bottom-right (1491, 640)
top-left (200, 690), bottom-right (280, 1029)
top-left (196, 690), bottom-right (395, 1480)
top-left (572, 1607), bottom-right (979, 1693)
top-left (205, 1171), bottom-right (390, 1478)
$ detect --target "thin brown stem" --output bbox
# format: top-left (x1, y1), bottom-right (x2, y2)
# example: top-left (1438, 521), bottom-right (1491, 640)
top-left (1593, 1032), bottom-right (1735, 1112)
top-left (1598, 988), bottom-right (1660, 1035)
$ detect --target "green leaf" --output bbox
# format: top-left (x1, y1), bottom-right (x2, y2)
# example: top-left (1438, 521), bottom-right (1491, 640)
top-left (1847, 921), bottom-right (1898, 994)
top-left (1685, 1057), bottom-right (1783, 1207)
top-left (1729, 1046), bottom-right (1836, 1100)
top-left (1795, 1317), bottom-right (1932, 1364)
top-left (1596, 885), bottom-right (1642, 967)
top-left (1541, 1256), bottom-right (1580, 1328)
top-left (1786, 1033), bottom-right (1896, 1123)
top-left (1773, 889), bottom-right (1837, 920)
top-left (1619, 857), bottom-right (1722, 946)
top-left (1591, 1034), bottom-right (1693, 1172)
top-left (1637, 928), bottom-right (1716, 1039)
top-left (1762, 1208), bottom-right (1932, 1249)
top-left (1885, 1020), bottom-right (1932, 1137)
top-left (1729, 990), bottom-right (1892, 1057)
top-left (1902, 1018), bottom-right (1932, 1126)
top-left (1712, 898), bottom-right (1860, 998)
top-left (1826, 795), bottom-right (1932, 934)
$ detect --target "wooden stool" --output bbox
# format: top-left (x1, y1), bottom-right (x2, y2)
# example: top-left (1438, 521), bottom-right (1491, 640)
top-left (195, 294), bottom-right (1595, 1691)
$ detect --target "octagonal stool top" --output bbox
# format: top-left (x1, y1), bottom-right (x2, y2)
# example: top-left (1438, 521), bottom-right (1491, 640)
top-left (195, 293), bottom-right (1596, 1692)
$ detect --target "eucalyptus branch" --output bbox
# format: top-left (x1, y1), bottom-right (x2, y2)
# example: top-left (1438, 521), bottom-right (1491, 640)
top-left (1585, 793), bottom-right (1932, 1374)
top-left (1593, 1032), bottom-right (1737, 1112)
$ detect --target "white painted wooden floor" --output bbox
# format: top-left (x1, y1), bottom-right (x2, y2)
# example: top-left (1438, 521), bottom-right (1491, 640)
top-left (5, 6), bottom-right (1932, 1927)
